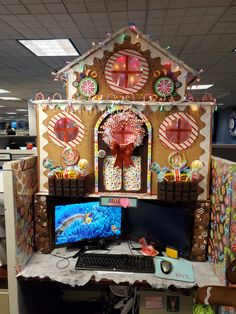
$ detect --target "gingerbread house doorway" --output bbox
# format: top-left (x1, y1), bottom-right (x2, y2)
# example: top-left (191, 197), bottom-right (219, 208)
top-left (94, 107), bottom-right (152, 194)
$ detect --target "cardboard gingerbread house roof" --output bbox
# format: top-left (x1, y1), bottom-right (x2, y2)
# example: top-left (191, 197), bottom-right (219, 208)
top-left (57, 26), bottom-right (197, 77)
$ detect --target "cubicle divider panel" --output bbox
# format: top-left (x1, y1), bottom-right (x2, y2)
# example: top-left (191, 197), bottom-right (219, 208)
top-left (10, 156), bottom-right (38, 274)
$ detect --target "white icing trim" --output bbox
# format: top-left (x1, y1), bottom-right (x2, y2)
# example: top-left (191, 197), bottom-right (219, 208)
top-left (204, 286), bottom-right (212, 305)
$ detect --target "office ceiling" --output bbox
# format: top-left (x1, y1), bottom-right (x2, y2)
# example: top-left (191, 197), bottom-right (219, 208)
top-left (0, 0), bottom-right (236, 122)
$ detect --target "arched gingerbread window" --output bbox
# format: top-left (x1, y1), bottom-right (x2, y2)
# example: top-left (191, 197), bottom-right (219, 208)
top-left (94, 107), bottom-right (152, 194)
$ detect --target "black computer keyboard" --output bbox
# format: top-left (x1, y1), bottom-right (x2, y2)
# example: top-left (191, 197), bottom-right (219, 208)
top-left (75, 253), bottom-right (155, 273)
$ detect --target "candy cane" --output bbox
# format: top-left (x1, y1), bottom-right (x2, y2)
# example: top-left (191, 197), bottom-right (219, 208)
top-left (52, 93), bottom-right (62, 100)
top-left (35, 92), bottom-right (45, 100)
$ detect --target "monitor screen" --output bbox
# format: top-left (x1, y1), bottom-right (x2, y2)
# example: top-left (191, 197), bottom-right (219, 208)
top-left (54, 201), bottom-right (122, 247)
top-left (124, 200), bottom-right (193, 256)
top-left (11, 121), bottom-right (17, 129)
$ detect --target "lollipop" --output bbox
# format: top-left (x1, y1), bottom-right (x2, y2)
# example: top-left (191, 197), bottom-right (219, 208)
top-left (62, 147), bottom-right (80, 166)
top-left (43, 157), bottom-right (54, 170)
top-left (78, 159), bottom-right (88, 170)
top-left (190, 160), bottom-right (204, 181)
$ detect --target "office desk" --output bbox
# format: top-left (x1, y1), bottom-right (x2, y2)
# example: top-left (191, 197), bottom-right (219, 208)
top-left (18, 242), bottom-right (223, 290)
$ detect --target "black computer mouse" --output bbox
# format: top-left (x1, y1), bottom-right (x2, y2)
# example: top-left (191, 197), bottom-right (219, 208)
top-left (160, 259), bottom-right (172, 274)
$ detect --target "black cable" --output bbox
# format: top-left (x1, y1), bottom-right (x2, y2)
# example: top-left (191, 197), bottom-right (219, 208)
top-left (50, 253), bottom-right (75, 270)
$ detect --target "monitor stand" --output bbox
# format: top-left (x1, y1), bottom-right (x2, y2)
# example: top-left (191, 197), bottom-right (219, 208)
top-left (71, 239), bottom-right (109, 259)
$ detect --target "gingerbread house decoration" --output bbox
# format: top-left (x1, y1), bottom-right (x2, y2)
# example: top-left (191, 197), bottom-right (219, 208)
top-left (36, 26), bottom-right (214, 201)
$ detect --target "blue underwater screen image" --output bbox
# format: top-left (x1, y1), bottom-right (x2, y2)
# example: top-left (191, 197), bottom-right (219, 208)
top-left (55, 201), bottom-right (122, 245)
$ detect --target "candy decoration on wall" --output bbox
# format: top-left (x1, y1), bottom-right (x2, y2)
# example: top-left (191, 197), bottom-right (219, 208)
top-left (159, 112), bottom-right (198, 150)
top-left (72, 69), bottom-right (99, 99)
top-left (154, 76), bottom-right (175, 98)
top-left (168, 151), bottom-right (187, 169)
top-left (62, 146), bottom-right (80, 166)
top-left (104, 49), bottom-right (149, 95)
top-left (190, 160), bottom-right (204, 181)
top-left (79, 77), bottom-right (98, 97)
top-left (102, 110), bottom-right (145, 168)
top-left (48, 111), bottom-right (85, 148)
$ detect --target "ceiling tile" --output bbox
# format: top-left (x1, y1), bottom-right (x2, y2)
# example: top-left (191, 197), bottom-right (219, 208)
top-left (71, 13), bottom-right (91, 21)
top-left (25, 4), bottom-right (48, 14)
top-left (193, 23), bottom-right (213, 35)
top-left (0, 5), bottom-right (11, 14)
top-left (182, 15), bottom-right (202, 23)
top-left (128, 11), bottom-right (146, 19)
top-left (189, 0), bottom-right (211, 6)
top-left (127, 0), bottom-right (146, 11)
top-left (167, 8), bottom-right (186, 17)
top-left (201, 15), bottom-right (220, 22)
top-left (64, 2), bottom-right (87, 13)
top-left (107, 0), bottom-right (126, 11)
top-left (148, 10), bottom-right (166, 18)
top-left (85, 1), bottom-right (106, 12)
top-left (186, 7), bottom-right (207, 16)
top-left (209, 0), bottom-right (232, 6)
top-left (146, 17), bottom-right (164, 25)
top-left (206, 6), bottom-right (228, 15)
top-left (45, 3), bottom-right (67, 13)
top-left (220, 14), bottom-right (236, 22)
top-left (169, 0), bottom-right (190, 8)
top-left (164, 16), bottom-right (183, 24)
top-left (0, 0), bottom-right (20, 4)
top-left (110, 12), bottom-right (128, 20)
top-left (21, 0), bottom-right (41, 3)
top-left (93, 20), bottom-right (110, 27)
top-left (6, 4), bottom-right (29, 14)
top-left (149, 0), bottom-right (170, 9)
top-left (225, 6), bottom-right (236, 14)
top-left (90, 12), bottom-right (109, 20)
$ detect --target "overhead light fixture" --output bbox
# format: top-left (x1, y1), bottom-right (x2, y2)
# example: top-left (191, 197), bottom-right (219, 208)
top-left (187, 84), bottom-right (214, 90)
top-left (0, 105), bottom-right (5, 107)
top-left (0, 89), bottom-right (11, 93)
top-left (6, 112), bottom-right (17, 114)
top-left (18, 39), bottom-right (80, 57)
top-left (16, 109), bottom-right (28, 112)
top-left (0, 97), bottom-right (21, 100)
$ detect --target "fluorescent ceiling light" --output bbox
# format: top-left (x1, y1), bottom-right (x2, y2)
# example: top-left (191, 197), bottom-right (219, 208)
top-left (0, 89), bottom-right (10, 93)
top-left (0, 105), bottom-right (5, 107)
top-left (0, 97), bottom-right (21, 100)
top-left (18, 39), bottom-right (79, 56)
top-left (6, 112), bottom-right (17, 114)
top-left (187, 84), bottom-right (214, 90)
top-left (16, 109), bottom-right (28, 112)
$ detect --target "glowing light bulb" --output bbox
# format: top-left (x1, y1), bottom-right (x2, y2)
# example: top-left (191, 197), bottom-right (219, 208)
top-left (191, 104), bottom-right (199, 112)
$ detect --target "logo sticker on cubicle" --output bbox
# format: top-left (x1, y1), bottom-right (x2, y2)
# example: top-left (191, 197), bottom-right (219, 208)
top-left (100, 196), bottom-right (138, 208)
top-left (48, 111), bottom-right (85, 148)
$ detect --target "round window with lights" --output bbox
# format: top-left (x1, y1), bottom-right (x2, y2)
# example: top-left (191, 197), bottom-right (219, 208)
top-left (105, 49), bottom-right (149, 95)
top-left (48, 112), bottom-right (85, 148)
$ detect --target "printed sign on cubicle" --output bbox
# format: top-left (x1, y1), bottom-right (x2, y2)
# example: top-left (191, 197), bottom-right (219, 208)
top-left (100, 196), bottom-right (138, 208)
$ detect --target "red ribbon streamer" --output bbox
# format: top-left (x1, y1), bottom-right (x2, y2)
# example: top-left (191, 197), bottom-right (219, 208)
top-left (110, 141), bottom-right (134, 168)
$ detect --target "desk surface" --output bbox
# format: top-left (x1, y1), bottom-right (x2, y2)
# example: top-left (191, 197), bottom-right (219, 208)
top-left (18, 242), bottom-right (223, 289)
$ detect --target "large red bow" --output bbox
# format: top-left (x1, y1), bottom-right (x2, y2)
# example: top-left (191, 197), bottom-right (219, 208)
top-left (110, 141), bottom-right (134, 168)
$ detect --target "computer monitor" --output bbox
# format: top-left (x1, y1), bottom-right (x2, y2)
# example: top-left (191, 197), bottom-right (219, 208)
top-left (124, 200), bottom-right (194, 257)
top-left (53, 200), bottom-right (122, 249)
